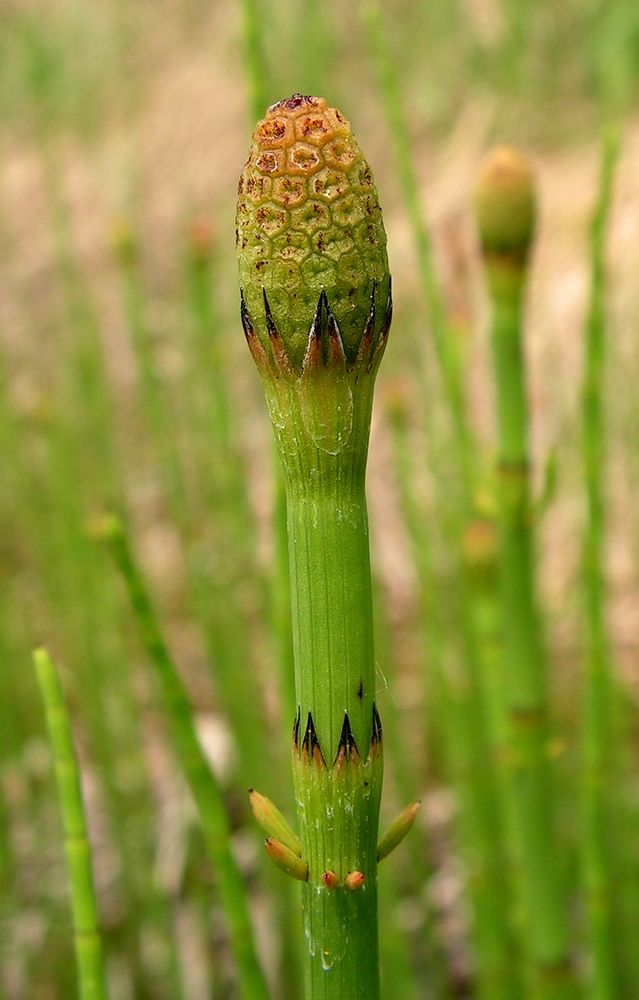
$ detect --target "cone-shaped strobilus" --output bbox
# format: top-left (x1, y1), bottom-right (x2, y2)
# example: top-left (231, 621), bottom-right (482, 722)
top-left (237, 94), bottom-right (414, 1000)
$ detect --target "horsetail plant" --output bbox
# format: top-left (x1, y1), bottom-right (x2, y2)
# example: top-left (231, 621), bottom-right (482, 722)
top-left (475, 148), bottom-right (577, 998)
top-left (33, 647), bottom-right (109, 1000)
top-left (237, 93), bottom-right (414, 999)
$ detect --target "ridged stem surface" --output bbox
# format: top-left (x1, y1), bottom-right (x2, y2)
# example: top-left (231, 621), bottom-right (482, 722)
top-left (254, 322), bottom-right (386, 1000)
top-left (580, 127), bottom-right (620, 1000)
top-left (362, 18), bottom-right (524, 990)
top-left (360, 0), bottom-right (473, 491)
top-left (34, 648), bottom-right (109, 1000)
top-left (489, 273), bottom-right (577, 998)
top-left (287, 466), bottom-right (382, 1000)
top-left (288, 471), bottom-right (374, 759)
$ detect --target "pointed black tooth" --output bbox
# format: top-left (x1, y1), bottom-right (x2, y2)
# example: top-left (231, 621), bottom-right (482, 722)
top-left (302, 711), bottom-right (326, 765)
top-left (381, 278), bottom-right (393, 338)
top-left (240, 288), bottom-right (255, 341)
top-left (293, 707), bottom-right (301, 749)
top-left (367, 280), bottom-right (393, 373)
top-left (355, 282), bottom-right (377, 365)
top-left (324, 296), bottom-right (338, 338)
top-left (303, 712), bottom-right (317, 752)
top-left (324, 296), bottom-right (347, 365)
top-left (372, 704), bottom-right (383, 745)
top-left (337, 712), bottom-right (358, 757)
top-left (326, 307), bottom-right (340, 342)
top-left (262, 287), bottom-right (279, 341)
top-left (309, 290), bottom-right (324, 344)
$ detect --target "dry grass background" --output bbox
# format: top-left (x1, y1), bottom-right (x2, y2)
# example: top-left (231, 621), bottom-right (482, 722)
top-left (3, 0), bottom-right (639, 996)
top-left (4, 0), bottom-right (639, 647)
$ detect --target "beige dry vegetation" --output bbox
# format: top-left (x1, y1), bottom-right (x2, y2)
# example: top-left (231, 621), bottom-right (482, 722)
top-left (3, 1), bottom-right (639, 996)
top-left (3, 0), bottom-right (639, 698)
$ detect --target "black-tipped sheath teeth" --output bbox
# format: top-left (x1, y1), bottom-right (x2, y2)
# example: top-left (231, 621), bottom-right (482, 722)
top-left (336, 712), bottom-right (358, 760)
top-left (324, 296), bottom-right (346, 359)
top-left (240, 288), bottom-right (255, 341)
top-left (295, 705), bottom-right (382, 766)
top-left (310, 290), bottom-right (325, 345)
top-left (372, 704), bottom-right (383, 746)
top-left (293, 707), bottom-right (301, 749)
top-left (381, 279), bottom-right (393, 339)
top-left (356, 282), bottom-right (377, 364)
top-left (262, 287), bottom-right (279, 343)
top-left (302, 712), bottom-right (326, 765)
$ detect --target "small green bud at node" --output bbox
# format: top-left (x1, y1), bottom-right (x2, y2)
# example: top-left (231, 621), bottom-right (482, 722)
top-left (474, 147), bottom-right (536, 261)
top-left (264, 837), bottom-right (309, 881)
top-left (237, 93), bottom-right (390, 371)
top-left (248, 788), bottom-right (302, 857)
top-left (377, 802), bottom-right (421, 862)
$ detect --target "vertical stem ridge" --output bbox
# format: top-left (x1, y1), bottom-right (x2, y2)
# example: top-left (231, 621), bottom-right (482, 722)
top-left (580, 126), bottom-right (620, 1000)
top-left (490, 284), bottom-right (577, 998)
top-left (34, 647), bottom-right (110, 1000)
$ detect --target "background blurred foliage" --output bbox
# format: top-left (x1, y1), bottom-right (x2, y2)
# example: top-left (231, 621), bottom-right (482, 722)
top-left (2, 0), bottom-right (639, 998)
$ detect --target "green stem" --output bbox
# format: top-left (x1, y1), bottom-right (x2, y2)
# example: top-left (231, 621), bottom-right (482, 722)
top-left (287, 472), bottom-right (374, 760)
top-left (102, 516), bottom-right (270, 1000)
top-left (580, 126), bottom-right (620, 1000)
top-left (33, 648), bottom-right (109, 1000)
top-left (360, 0), bottom-right (474, 491)
top-left (286, 466), bottom-right (382, 1000)
top-left (389, 398), bottom-right (519, 998)
top-left (488, 266), bottom-right (577, 998)
top-left (362, 23), bottom-right (525, 986)
top-left (240, 0), bottom-right (270, 121)
top-left (254, 312), bottom-right (386, 1000)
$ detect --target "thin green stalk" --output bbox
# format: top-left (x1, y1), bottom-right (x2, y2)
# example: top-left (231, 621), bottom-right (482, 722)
top-left (492, 287), bottom-right (575, 996)
top-left (112, 223), bottom-right (187, 521)
top-left (580, 126), bottom-right (621, 1000)
top-left (391, 344), bottom-right (521, 1000)
top-left (17, 182), bottom-right (178, 996)
top-left (102, 515), bottom-right (270, 1000)
top-left (476, 149), bottom-right (577, 998)
top-left (33, 647), bottom-right (109, 1000)
top-left (297, 0), bottom-right (333, 95)
top-left (372, 567), bottom-right (452, 1000)
top-left (360, 0), bottom-right (474, 492)
top-left (389, 396), bottom-right (522, 1000)
top-left (240, 0), bottom-right (270, 121)
top-left (362, 15), bottom-right (523, 985)
top-left (392, 394), bottom-right (521, 1000)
